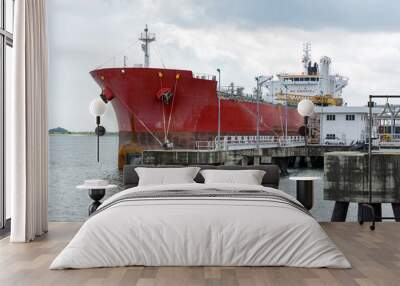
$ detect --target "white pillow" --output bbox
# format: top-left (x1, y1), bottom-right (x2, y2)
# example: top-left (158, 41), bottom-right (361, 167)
top-left (135, 167), bottom-right (200, 186)
top-left (200, 169), bottom-right (266, 185)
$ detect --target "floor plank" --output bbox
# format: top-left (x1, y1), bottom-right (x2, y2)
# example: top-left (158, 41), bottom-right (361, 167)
top-left (0, 222), bottom-right (399, 286)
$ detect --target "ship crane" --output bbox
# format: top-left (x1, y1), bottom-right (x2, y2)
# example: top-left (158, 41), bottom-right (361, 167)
top-left (139, 24), bottom-right (156, 68)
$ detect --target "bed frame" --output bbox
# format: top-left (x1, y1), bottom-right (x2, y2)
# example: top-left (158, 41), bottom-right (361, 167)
top-left (123, 164), bottom-right (280, 189)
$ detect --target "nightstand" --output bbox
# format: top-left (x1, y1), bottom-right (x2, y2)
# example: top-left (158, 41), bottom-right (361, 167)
top-left (77, 184), bottom-right (117, 215)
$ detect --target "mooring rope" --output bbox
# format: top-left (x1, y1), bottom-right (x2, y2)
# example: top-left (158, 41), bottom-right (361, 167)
top-left (132, 112), bottom-right (164, 146)
top-left (158, 72), bottom-right (168, 143)
top-left (162, 102), bottom-right (167, 143)
top-left (166, 74), bottom-right (180, 139)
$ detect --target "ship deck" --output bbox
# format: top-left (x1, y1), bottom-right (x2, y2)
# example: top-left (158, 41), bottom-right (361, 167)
top-left (1, 222), bottom-right (399, 286)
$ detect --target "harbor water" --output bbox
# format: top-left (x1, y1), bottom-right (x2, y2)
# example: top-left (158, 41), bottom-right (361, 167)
top-left (49, 135), bottom-right (394, 222)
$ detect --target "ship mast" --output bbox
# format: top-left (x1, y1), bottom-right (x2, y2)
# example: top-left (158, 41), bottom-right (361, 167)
top-left (302, 42), bottom-right (311, 73)
top-left (139, 25), bottom-right (156, 68)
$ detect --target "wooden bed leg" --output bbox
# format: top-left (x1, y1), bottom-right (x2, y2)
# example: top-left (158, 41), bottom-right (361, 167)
top-left (331, 201), bottom-right (349, 222)
top-left (391, 203), bottom-right (400, 222)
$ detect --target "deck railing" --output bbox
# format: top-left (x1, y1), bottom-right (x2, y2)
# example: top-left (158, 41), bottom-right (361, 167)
top-left (378, 133), bottom-right (400, 147)
top-left (379, 134), bottom-right (400, 142)
top-left (195, 135), bottom-right (305, 150)
top-left (192, 72), bottom-right (217, 81)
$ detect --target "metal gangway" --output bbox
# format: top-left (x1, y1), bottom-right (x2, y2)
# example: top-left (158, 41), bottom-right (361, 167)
top-left (195, 135), bottom-right (305, 151)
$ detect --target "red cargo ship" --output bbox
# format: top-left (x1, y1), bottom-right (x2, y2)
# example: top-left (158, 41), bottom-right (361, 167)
top-left (90, 26), bottom-right (303, 168)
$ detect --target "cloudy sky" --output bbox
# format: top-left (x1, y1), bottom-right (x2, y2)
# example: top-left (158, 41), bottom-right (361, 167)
top-left (48, 0), bottom-right (400, 132)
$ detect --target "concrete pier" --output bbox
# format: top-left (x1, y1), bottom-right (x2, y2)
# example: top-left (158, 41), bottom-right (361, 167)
top-left (324, 151), bottom-right (400, 222)
top-left (132, 145), bottom-right (352, 173)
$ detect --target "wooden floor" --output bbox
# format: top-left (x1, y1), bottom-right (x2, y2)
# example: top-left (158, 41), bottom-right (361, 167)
top-left (0, 222), bottom-right (399, 286)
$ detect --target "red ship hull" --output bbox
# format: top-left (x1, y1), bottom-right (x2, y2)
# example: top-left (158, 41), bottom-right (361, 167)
top-left (90, 68), bottom-right (303, 166)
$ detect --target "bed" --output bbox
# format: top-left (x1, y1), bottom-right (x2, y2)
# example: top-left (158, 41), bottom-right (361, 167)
top-left (50, 165), bottom-right (350, 269)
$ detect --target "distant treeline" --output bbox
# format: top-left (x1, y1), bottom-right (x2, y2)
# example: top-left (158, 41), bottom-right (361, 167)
top-left (48, 127), bottom-right (118, 135)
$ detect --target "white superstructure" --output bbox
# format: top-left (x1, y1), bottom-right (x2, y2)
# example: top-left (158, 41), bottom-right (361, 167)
top-left (263, 43), bottom-right (349, 106)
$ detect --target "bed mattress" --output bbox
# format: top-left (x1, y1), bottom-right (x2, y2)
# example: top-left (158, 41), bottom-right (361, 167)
top-left (50, 183), bottom-right (350, 269)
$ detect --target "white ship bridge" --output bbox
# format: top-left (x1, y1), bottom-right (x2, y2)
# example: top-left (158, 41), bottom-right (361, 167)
top-left (262, 43), bottom-right (349, 106)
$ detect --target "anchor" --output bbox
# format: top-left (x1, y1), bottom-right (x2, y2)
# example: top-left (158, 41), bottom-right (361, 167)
top-left (156, 87), bottom-right (173, 104)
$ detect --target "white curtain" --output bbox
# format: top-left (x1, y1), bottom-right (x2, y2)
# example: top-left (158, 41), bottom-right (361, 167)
top-left (9, 0), bottom-right (48, 242)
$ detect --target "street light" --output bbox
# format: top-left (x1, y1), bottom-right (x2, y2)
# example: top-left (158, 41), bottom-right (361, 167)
top-left (297, 99), bottom-right (315, 165)
top-left (89, 98), bottom-right (107, 162)
top-left (284, 84), bottom-right (288, 143)
top-left (255, 77), bottom-right (260, 149)
top-left (216, 68), bottom-right (221, 149)
top-left (255, 76), bottom-right (272, 149)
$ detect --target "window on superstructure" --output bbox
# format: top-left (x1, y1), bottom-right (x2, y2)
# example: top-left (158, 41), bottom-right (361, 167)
top-left (346, 114), bottom-right (355, 121)
top-left (326, 134), bottom-right (336, 139)
top-left (327, 114), bottom-right (336, 121)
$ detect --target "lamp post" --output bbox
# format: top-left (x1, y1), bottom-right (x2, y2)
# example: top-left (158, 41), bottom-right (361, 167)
top-left (255, 76), bottom-right (272, 150)
top-left (217, 68), bottom-right (221, 149)
top-left (255, 77), bottom-right (260, 149)
top-left (89, 98), bottom-right (107, 162)
top-left (284, 84), bottom-right (288, 143)
top-left (297, 99), bottom-right (315, 165)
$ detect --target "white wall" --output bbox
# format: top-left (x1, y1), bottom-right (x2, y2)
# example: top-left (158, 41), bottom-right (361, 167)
top-left (320, 113), bottom-right (367, 144)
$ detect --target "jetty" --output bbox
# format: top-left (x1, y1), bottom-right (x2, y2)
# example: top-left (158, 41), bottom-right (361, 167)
top-left (325, 151), bottom-right (400, 222)
top-left (128, 144), bottom-right (353, 174)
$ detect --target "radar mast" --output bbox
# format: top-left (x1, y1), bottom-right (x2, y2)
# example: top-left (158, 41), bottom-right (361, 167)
top-left (139, 25), bottom-right (156, 68)
top-left (302, 42), bottom-right (311, 73)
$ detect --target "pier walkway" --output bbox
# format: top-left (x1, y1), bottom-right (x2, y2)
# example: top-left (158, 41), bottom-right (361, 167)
top-left (195, 135), bottom-right (306, 151)
top-left (138, 144), bottom-right (352, 167)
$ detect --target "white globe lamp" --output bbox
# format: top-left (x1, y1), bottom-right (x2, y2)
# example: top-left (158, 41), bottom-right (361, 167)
top-left (297, 99), bottom-right (315, 117)
top-left (89, 98), bottom-right (107, 117)
top-left (89, 98), bottom-right (108, 162)
top-left (297, 99), bottom-right (315, 167)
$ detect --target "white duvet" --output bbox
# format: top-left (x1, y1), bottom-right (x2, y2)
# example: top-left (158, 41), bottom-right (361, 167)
top-left (50, 183), bottom-right (350, 269)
